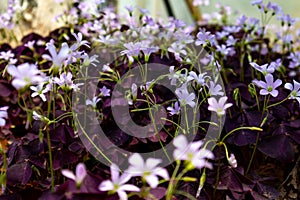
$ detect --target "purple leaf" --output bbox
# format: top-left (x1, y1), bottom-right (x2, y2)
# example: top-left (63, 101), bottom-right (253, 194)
top-left (7, 162), bottom-right (32, 185)
top-left (258, 135), bottom-right (294, 162)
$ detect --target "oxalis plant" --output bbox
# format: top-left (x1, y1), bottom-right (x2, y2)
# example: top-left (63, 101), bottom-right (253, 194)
top-left (0, 0), bottom-right (299, 199)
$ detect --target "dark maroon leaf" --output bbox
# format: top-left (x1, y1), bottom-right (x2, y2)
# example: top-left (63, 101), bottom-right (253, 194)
top-left (53, 148), bottom-right (78, 170)
top-left (7, 162), bottom-right (32, 185)
top-left (258, 135), bottom-right (294, 162)
top-left (217, 166), bottom-right (244, 192)
top-left (29, 155), bottom-right (47, 169)
top-left (0, 82), bottom-right (13, 97)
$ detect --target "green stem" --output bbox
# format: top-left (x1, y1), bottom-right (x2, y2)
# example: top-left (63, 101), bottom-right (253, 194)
top-left (221, 126), bottom-right (262, 142)
top-left (46, 90), bottom-right (55, 192)
top-left (166, 161), bottom-right (181, 200)
top-left (267, 97), bottom-right (288, 109)
top-left (246, 131), bottom-right (260, 175)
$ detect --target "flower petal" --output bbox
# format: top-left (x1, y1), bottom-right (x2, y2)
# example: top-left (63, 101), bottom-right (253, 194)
top-left (75, 163), bottom-right (87, 183)
top-left (61, 169), bottom-right (76, 181)
top-left (98, 180), bottom-right (114, 191)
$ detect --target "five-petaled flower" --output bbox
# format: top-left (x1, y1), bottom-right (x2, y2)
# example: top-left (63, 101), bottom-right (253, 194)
top-left (30, 84), bottom-right (48, 102)
top-left (42, 42), bottom-right (70, 71)
top-left (99, 86), bottom-right (111, 97)
top-left (175, 84), bottom-right (196, 108)
top-left (250, 62), bottom-right (275, 75)
top-left (127, 153), bottom-right (169, 188)
top-left (62, 163), bottom-right (87, 188)
top-left (252, 74), bottom-right (282, 97)
top-left (284, 80), bottom-right (300, 105)
top-left (99, 163), bottom-right (140, 200)
top-left (207, 96), bottom-right (232, 116)
top-left (173, 134), bottom-right (214, 170)
top-left (167, 102), bottom-right (181, 116)
top-left (7, 63), bottom-right (45, 90)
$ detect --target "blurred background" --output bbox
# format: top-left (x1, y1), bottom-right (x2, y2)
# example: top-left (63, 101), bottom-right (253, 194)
top-left (1, 0), bottom-right (299, 44)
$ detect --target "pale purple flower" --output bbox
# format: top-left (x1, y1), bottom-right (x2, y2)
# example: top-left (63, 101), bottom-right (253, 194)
top-left (216, 44), bottom-right (232, 56)
top-left (42, 42), bottom-right (70, 69)
top-left (168, 43), bottom-right (187, 61)
top-left (54, 72), bottom-right (73, 86)
top-left (250, 62), bottom-right (275, 75)
top-left (82, 54), bottom-right (99, 67)
top-left (99, 163), bottom-right (140, 200)
top-left (97, 35), bottom-right (119, 45)
top-left (236, 15), bottom-right (247, 27)
top-left (99, 86), bottom-right (110, 97)
top-left (175, 84), bottom-right (196, 108)
top-left (228, 153), bottom-right (237, 168)
top-left (287, 52), bottom-right (300, 68)
top-left (168, 66), bottom-right (180, 86)
top-left (0, 106), bottom-right (9, 127)
top-left (252, 74), bottom-right (282, 97)
top-left (62, 163), bottom-right (87, 188)
top-left (187, 71), bottom-right (209, 86)
top-left (251, 0), bottom-right (263, 6)
top-left (86, 97), bottom-right (101, 107)
top-left (208, 81), bottom-right (224, 96)
top-left (226, 35), bottom-right (237, 47)
top-left (208, 96), bottom-right (232, 116)
top-left (216, 31), bottom-right (229, 39)
top-left (125, 5), bottom-right (134, 13)
top-left (121, 42), bottom-right (142, 62)
top-left (266, 2), bottom-right (282, 15)
top-left (127, 153), bottom-right (169, 188)
top-left (269, 59), bottom-right (282, 71)
top-left (142, 46), bottom-right (158, 61)
top-left (278, 14), bottom-right (297, 26)
top-left (173, 134), bottom-right (214, 170)
top-left (7, 63), bottom-right (45, 90)
top-left (70, 32), bottom-right (90, 50)
top-left (167, 102), bottom-right (181, 115)
top-left (30, 84), bottom-right (48, 102)
top-left (284, 80), bottom-right (300, 105)
top-left (195, 29), bottom-right (215, 46)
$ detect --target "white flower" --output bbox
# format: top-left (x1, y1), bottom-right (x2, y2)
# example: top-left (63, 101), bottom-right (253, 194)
top-left (42, 42), bottom-right (70, 69)
top-left (0, 50), bottom-right (14, 61)
top-left (62, 163), bottom-right (87, 188)
top-left (284, 80), bottom-right (300, 105)
top-left (173, 134), bottom-right (214, 170)
top-left (175, 84), bottom-right (196, 108)
top-left (228, 153), bottom-right (237, 168)
top-left (30, 84), bottom-right (47, 102)
top-left (168, 66), bottom-right (180, 86)
top-left (0, 106), bottom-right (9, 127)
top-left (54, 72), bottom-right (73, 86)
top-left (187, 71), bottom-right (209, 86)
top-left (127, 153), bottom-right (169, 188)
top-left (99, 163), bottom-right (140, 200)
top-left (250, 62), bottom-right (275, 75)
top-left (207, 96), bottom-right (232, 116)
top-left (208, 81), bottom-right (224, 96)
top-left (7, 63), bottom-right (45, 90)
top-left (86, 97), bottom-right (101, 107)
top-left (193, 0), bottom-right (210, 6)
